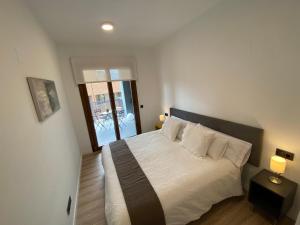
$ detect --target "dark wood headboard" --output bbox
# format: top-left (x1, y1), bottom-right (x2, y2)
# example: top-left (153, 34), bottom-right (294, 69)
top-left (170, 108), bottom-right (263, 167)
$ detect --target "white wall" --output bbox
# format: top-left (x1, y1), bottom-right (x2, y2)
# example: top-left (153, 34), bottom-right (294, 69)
top-left (156, 0), bottom-right (300, 219)
top-left (0, 0), bottom-right (81, 225)
top-left (57, 45), bottom-right (161, 154)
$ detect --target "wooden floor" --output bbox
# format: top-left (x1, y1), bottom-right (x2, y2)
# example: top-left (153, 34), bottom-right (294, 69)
top-left (76, 152), bottom-right (294, 225)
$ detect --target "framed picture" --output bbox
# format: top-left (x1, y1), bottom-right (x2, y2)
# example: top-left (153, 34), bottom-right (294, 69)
top-left (27, 77), bottom-right (60, 122)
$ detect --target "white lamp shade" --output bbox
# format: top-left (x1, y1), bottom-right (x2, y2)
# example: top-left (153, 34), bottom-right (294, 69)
top-left (270, 155), bottom-right (286, 174)
top-left (159, 114), bottom-right (166, 122)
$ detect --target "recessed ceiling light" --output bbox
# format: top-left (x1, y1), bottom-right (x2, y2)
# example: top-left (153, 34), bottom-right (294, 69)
top-left (101, 22), bottom-right (114, 32)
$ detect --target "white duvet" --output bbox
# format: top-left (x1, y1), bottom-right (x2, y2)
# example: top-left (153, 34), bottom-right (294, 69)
top-left (102, 130), bottom-right (243, 225)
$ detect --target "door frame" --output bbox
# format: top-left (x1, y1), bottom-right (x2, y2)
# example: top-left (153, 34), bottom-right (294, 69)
top-left (107, 81), bottom-right (121, 140)
top-left (78, 80), bottom-right (142, 152)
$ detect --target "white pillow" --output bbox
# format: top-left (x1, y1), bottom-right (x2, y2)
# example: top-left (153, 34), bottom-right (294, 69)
top-left (224, 138), bottom-right (252, 167)
top-left (181, 124), bottom-right (215, 157)
top-left (207, 135), bottom-right (228, 160)
top-left (171, 116), bottom-right (195, 140)
top-left (161, 117), bottom-right (181, 141)
top-left (201, 125), bottom-right (252, 166)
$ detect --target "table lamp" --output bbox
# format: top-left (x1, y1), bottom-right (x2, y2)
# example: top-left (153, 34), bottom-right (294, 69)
top-left (159, 114), bottom-right (166, 122)
top-left (269, 155), bottom-right (286, 184)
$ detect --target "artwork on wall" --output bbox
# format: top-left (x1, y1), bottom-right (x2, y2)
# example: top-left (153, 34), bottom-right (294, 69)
top-left (27, 77), bottom-right (60, 122)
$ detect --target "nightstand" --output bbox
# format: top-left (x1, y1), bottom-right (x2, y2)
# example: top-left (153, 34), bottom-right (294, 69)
top-left (248, 169), bottom-right (297, 224)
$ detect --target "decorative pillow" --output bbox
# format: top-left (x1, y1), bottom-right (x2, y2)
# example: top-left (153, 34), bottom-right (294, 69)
top-left (161, 117), bottom-right (181, 141)
top-left (181, 124), bottom-right (215, 157)
top-left (207, 135), bottom-right (228, 160)
top-left (171, 116), bottom-right (196, 140)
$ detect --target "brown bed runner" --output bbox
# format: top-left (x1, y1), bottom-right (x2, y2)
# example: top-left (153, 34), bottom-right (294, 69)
top-left (109, 139), bottom-right (166, 225)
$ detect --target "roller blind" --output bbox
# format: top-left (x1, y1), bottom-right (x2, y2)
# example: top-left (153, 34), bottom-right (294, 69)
top-left (82, 69), bottom-right (109, 83)
top-left (70, 56), bottom-right (137, 84)
top-left (109, 68), bottom-right (132, 81)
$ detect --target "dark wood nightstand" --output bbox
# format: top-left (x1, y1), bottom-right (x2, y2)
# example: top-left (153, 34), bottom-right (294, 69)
top-left (248, 169), bottom-right (297, 224)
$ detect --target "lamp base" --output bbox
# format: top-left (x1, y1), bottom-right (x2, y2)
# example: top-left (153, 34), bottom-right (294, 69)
top-left (269, 176), bottom-right (282, 184)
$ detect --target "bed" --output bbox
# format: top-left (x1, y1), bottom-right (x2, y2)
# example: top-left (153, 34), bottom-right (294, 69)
top-left (102, 108), bottom-right (263, 225)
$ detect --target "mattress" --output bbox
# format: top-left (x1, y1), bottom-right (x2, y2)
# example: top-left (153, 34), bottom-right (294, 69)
top-left (102, 130), bottom-right (243, 225)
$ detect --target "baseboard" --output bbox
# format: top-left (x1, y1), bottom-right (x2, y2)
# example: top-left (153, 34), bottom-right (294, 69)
top-left (72, 152), bottom-right (82, 225)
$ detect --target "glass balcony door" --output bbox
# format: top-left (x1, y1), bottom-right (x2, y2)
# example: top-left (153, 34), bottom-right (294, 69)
top-left (112, 81), bottom-right (137, 139)
top-left (85, 82), bottom-right (117, 146)
top-left (79, 80), bottom-right (141, 151)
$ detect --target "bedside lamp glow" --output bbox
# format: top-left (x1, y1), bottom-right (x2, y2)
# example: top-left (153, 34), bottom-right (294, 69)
top-left (159, 114), bottom-right (166, 122)
top-left (269, 155), bottom-right (286, 184)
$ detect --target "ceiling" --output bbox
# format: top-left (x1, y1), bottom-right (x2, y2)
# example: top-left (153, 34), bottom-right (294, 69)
top-left (24, 0), bottom-right (222, 47)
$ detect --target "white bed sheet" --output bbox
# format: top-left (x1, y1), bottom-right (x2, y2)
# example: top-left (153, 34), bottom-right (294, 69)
top-left (102, 130), bottom-right (243, 225)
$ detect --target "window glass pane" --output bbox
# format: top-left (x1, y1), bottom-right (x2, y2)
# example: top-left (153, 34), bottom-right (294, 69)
top-left (112, 81), bottom-right (137, 139)
top-left (85, 83), bottom-right (116, 146)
